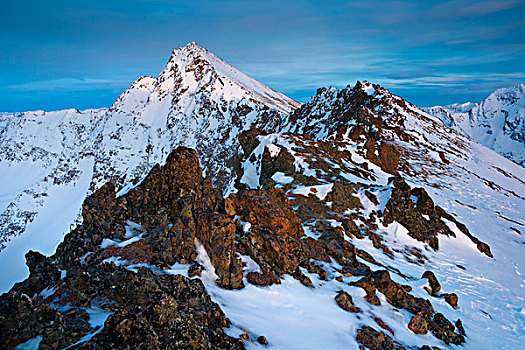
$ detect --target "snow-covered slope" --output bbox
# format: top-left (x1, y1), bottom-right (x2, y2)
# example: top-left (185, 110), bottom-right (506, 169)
top-left (226, 82), bottom-right (525, 349)
top-left (426, 84), bottom-right (525, 166)
top-left (0, 42), bottom-right (300, 291)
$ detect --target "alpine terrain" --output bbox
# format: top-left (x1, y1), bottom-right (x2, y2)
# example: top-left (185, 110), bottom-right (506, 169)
top-left (426, 84), bottom-right (525, 166)
top-left (0, 43), bottom-right (524, 350)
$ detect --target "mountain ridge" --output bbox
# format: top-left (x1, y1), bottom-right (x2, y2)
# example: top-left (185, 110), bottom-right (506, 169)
top-left (425, 83), bottom-right (525, 166)
top-left (0, 43), bottom-right (524, 350)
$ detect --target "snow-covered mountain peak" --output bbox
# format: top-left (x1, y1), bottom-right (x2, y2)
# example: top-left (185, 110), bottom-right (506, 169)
top-left (488, 82), bottom-right (525, 101)
top-left (0, 44), bottom-right (302, 276)
top-left (426, 83), bottom-right (525, 166)
top-left (152, 42), bottom-right (301, 113)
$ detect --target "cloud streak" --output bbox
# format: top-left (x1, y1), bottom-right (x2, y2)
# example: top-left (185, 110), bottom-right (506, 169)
top-left (0, 0), bottom-right (524, 110)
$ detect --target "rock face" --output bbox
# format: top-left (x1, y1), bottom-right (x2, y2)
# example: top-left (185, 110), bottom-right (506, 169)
top-left (0, 147), bottom-right (247, 348)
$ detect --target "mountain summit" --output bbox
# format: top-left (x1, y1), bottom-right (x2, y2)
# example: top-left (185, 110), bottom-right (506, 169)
top-left (0, 42), bottom-right (300, 290)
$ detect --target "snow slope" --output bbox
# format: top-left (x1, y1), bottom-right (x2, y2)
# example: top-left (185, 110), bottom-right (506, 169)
top-left (223, 82), bottom-right (525, 349)
top-left (0, 42), bottom-right (300, 292)
top-left (426, 84), bottom-right (525, 166)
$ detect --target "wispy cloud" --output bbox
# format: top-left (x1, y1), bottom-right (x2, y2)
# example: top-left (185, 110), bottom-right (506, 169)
top-left (7, 77), bottom-right (129, 92)
top-left (429, 0), bottom-right (521, 19)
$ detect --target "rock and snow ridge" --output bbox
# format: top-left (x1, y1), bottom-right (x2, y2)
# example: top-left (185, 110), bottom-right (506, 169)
top-left (1, 44), bottom-right (525, 349)
top-left (0, 42), bottom-right (300, 291)
top-left (426, 83), bottom-right (525, 166)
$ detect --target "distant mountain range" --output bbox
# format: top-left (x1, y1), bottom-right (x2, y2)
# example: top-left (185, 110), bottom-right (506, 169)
top-left (1, 43), bottom-right (524, 350)
top-left (425, 84), bottom-right (525, 166)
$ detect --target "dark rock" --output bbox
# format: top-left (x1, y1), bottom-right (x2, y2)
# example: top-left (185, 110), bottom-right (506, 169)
top-left (292, 269), bottom-right (314, 288)
top-left (428, 313), bottom-right (465, 345)
top-left (11, 250), bottom-right (61, 297)
top-left (324, 182), bottom-right (362, 214)
top-left (238, 128), bottom-right (264, 156)
top-left (196, 213), bottom-right (244, 289)
top-left (246, 271), bottom-right (280, 286)
top-left (373, 317), bottom-right (394, 335)
top-left (334, 290), bottom-right (361, 313)
top-left (455, 319), bottom-right (466, 336)
top-left (356, 325), bottom-right (406, 350)
top-left (188, 262), bottom-right (203, 277)
top-left (443, 293), bottom-right (458, 308)
top-left (236, 188), bottom-right (308, 282)
top-left (352, 270), bottom-right (432, 315)
top-left (408, 313), bottom-right (428, 334)
top-left (257, 335), bottom-right (269, 345)
top-left (260, 145), bottom-right (296, 188)
top-left (421, 271), bottom-right (441, 295)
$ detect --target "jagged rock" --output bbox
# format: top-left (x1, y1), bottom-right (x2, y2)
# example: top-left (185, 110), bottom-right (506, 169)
top-left (334, 290), bottom-right (361, 313)
top-left (352, 270), bottom-right (432, 315)
top-left (103, 239), bottom-right (158, 264)
top-left (455, 319), bottom-right (466, 336)
top-left (246, 271), bottom-right (280, 286)
top-left (238, 128), bottom-right (265, 156)
top-left (316, 221), bottom-right (370, 276)
top-left (260, 144), bottom-right (296, 188)
top-left (443, 293), bottom-right (459, 308)
top-left (439, 210), bottom-right (493, 258)
top-left (356, 326), bottom-right (406, 350)
top-left (224, 194), bottom-right (239, 217)
top-left (2, 263), bottom-right (245, 349)
top-left (408, 313), bottom-right (428, 334)
top-left (289, 192), bottom-right (332, 223)
top-left (365, 139), bottom-right (400, 175)
top-left (384, 178), bottom-right (445, 249)
top-left (421, 271), bottom-right (441, 295)
top-left (324, 182), bottom-right (362, 213)
top-left (236, 188), bottom-right (308, 282)
top-left (384, 177), bottom-right (491, 257)
top-left (196, 213), bottom-right (244, 289)
top-left (342, 219), bottom-right (361, 238)
top-left (11, 250), bottom-right (61, 297)
top-left (373, 317), bottom-right (394, 336)
top-left (428, 313), bottom-right (465, 345)
top-left (292, 269), bottom-right (315, 288)
top-left (0, 290), bottom-right (92, 349)
top-left (188, 262), bottom-right (203, 277)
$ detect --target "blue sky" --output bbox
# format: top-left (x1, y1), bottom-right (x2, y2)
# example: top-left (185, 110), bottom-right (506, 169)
top-left (1, 0), bottom-right (524, 111)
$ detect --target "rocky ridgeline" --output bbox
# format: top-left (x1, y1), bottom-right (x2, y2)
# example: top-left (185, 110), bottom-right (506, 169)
top-left (0, 80), bottom-right (500, 349)
top-left (1, 142), bottom-right (474, 349)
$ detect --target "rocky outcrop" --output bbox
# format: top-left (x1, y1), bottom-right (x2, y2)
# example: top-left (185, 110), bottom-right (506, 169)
top-left (1, 264), bottom-right (244, 349)
top-left (334, 290), bottom-right (361, 313)
top-left (384, 177), bottom-right (492, 257)
top-left (234, 188), bottom-right (309, 284)
top-left (422, 271), bottom-right (441, 295)
top-left (1, 147), bottom-right (248, 348)
top-left (356, 326), bottom-right (406, 350)
top-left (352, 270), bottom-right (465, 345)
top-left (0, 137), bottom-right (480, 349)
